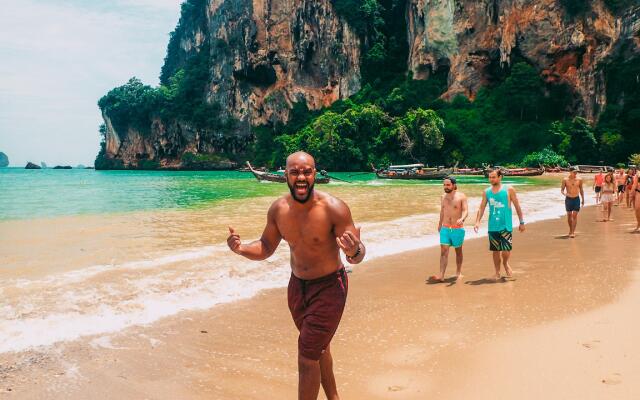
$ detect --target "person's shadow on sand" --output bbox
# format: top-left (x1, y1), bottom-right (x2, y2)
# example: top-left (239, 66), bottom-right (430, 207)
top-left (464, 277), bottom-right (516, 285)
top-left (425, 276), bottom-right (458, 287)
top-left (554, 234), bottom-right (571, 239)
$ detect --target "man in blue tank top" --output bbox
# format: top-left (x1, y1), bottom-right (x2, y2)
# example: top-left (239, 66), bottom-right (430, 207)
top-left (474, 168), bottom-right (526, 281)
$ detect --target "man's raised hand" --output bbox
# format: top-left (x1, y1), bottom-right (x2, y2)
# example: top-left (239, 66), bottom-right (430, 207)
top-left (336, 227), bottom-right (361, 257)
top-left (227, 226), bottom-right (242, 254)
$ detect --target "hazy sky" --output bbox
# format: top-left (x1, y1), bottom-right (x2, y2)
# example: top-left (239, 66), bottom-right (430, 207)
top-left (0, 0), bottom-right (183, 167)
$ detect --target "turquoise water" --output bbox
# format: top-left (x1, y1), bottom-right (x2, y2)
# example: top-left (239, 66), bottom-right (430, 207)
top-left (0, 168), bottom-right (553, 220)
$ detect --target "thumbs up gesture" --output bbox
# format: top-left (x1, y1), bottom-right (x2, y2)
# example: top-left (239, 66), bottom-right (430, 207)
top-left (227, 226), bottom-right (242, 254)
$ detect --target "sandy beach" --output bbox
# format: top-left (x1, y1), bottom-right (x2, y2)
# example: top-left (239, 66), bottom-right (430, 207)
top-left (1, 201), bottom-right (638, 399)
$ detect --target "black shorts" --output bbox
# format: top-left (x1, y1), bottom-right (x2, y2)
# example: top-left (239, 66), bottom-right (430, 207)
top-left (594, 186), bottom-right (602, 193)
top-left (565, 196), bottom-right (581, 212)
top-left (618, 185), bottom-right (625, 193)
top-left (489, 230), bottom-right (513, 252)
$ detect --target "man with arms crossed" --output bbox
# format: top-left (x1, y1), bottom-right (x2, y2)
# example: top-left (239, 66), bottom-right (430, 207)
top-left (474, 169), bottom-right (526, 281)
top-left (561, 167), bottom-right (585, 238)
top-left (432, 177), bottom-right (468, 282)
top-left (227, 151), bottom-right (365, 400)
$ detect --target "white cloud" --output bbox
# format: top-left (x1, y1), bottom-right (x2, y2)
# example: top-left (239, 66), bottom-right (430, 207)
top-left (0, 0), bottom-right (183, 166)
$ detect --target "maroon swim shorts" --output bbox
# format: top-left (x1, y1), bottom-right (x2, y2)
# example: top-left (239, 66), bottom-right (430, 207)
top-left (287, 266), bottom-right (348, 360)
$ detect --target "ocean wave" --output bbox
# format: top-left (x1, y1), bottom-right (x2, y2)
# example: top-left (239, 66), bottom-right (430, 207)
top-left (0, 188), bottom-right (592, 354)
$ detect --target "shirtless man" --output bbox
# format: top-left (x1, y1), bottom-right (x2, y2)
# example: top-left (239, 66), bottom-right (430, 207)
top-left (432, 177), bottom-right (468, 282)
top-left (227, 151), bottom-right (365, 400)
top-left (593, 171), bottom-right (604, 204)
top-left (615, 168), bottom-right (626, 206)
top-left (561, 167), bottom-right (585, 238)
top-left (474, 169), bottom-right (526, 281)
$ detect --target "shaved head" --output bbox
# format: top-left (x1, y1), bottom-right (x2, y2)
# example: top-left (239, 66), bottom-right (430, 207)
top-left (286, 151), bottom-right (316, 169)
top-left (285, 152), bottom-right (316, 203)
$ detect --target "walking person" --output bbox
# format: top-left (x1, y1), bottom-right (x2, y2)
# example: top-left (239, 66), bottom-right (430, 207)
top-left (227, 151), bottom-right (365, 400)
top-left (593, 171), bottom-right (604, 204)
top-left (474, 169), bottom-right (526, 281)
top-left (432, 177), bottom-right (468, 282)
top-left (615, 168), bottom-right (626, 206)
top-left (561, 167), bottom-right (584, 238)
top-left (600, 173), bottom-right (616, 222)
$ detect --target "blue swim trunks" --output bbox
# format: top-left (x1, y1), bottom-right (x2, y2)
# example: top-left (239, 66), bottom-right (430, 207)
top-left (565, 196), bottom-right (581, 212)
top-left (440, 225), bottom-right (465, 248)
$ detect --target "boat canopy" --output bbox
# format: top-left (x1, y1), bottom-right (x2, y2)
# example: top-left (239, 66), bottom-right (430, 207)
top-left (388, 163), bottom-right (424, 170)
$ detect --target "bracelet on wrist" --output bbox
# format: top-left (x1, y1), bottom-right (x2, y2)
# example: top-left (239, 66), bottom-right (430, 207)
top-left (347, 244), bottom-right (361, 259)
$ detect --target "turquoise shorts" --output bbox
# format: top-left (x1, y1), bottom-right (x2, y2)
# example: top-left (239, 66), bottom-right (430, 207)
top-left (440, 226), bottom-right (465, 248)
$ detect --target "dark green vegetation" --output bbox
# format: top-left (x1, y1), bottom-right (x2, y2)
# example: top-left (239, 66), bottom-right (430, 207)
top-left (252, 0), bottom-right (639, 170)
top-left (604, 0), bottom-right (637, 14)
top-left (596, 44), bottom-right (640, 165)
top-left (96, 0), bottom-right (639, 170)
top-left (560, 0), bottom-right (591, 17)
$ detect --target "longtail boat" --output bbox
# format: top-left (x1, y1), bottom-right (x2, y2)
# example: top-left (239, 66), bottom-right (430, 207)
top-left (246, 162), bottom-right (331, 184)
top-left (544, 165), bottom-right (570, 173)
top-left (454, 167), bottom-right (485, 176)
top-left (484, 166), bottom-right (545, 177)
top-left (371, 163), bottom-right (454, 180)
top-left (571, 164), bottom-right (614, 173)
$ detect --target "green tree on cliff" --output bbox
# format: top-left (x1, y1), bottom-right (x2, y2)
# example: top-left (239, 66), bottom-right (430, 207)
top-left (390, 108), bottom-right (444, 162)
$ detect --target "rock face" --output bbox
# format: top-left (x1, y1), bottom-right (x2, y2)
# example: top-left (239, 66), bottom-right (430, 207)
top-left (201, 0), bottom-right (361, 129)
top-left (25, 162), bottom-right (41, 169)
top-left (99, 0), bottom-right (639, 168)
top-left (406, 0), bottom-right (640, 121)
top-left (0, 152), bottom-right (8, 167)
top-left (101, 0), bottom-right (361, 168)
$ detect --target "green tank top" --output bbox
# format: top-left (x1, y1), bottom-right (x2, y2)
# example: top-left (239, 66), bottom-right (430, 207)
top-left (486, 186), bottom-right (513, 232)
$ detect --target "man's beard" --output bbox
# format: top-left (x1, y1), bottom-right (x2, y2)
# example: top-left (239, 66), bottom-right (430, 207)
top-left (444, 188), bottom-right (453, 193)
top-left (288, 181), bottom-right (315, 203)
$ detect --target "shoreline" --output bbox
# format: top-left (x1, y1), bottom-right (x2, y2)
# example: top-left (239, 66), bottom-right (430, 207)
top-left (1, 203), bottom-right (638, 398)
top-left (0, 186), bottom-right (591, 354)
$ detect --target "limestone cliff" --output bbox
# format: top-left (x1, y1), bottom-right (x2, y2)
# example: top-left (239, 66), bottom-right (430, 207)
top-left (98, 0), bottom-right (639, 169)
top-left (407, 0), bottom-right (640, 121)
top-left (99, 0), bottom-right (361, 168)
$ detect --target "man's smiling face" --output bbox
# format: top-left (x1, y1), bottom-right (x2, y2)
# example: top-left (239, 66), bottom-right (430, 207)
top-left (285, 152), bottom-right (316, 203)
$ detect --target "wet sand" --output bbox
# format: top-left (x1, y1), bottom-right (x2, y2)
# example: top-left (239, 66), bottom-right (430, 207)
top-left (1, 204), bottom-right (639, 399)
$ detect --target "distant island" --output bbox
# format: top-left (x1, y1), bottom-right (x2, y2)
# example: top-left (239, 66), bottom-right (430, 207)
top-left (0, 152), bottom-right (8, 167)
top-left (25, 162), bottom-right (41, 169)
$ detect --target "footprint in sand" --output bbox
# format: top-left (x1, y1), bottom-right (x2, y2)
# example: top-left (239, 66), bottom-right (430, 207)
top-left (388, 385), bottom-right (405, 392)
top-left (601, 373), bottom-right (622, 385)
top-left (580, 340), bottom-right (600, 350)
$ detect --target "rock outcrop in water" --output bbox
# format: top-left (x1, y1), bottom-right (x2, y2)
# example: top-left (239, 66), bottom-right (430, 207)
top-left (97, 0), bottom-right (639, 169)
top-left (25, 162), bottom-right (41, 169)
top-left (0, 152), bottom-right (8, 167)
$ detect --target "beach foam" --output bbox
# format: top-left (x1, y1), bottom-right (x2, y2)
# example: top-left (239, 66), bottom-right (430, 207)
top-left (0, 188), bottom-right (594, 354)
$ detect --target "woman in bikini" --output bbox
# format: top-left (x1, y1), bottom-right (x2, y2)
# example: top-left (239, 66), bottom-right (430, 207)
top-left (633, 173), bottom-right (640, 232)
top-left (600, 173), bottom-right (616, 222)
top-left (626, 169), bottom-right (636, 208)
